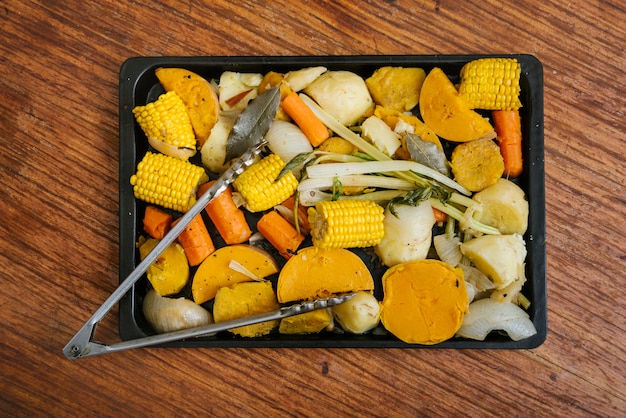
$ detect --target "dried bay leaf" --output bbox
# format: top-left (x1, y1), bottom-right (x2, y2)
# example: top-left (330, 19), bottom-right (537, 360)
top-left (224, 87), bottom-right (280, 163)
top-left (405, 132), bottom-right (450, 176)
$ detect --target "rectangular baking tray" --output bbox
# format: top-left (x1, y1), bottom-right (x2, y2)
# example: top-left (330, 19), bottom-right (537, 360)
top-left (118, 55), bottom-right (546, 349)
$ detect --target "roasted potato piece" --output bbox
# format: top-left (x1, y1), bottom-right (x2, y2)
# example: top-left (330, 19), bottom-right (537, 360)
top-left (365, 66), bottom-right (426, 112)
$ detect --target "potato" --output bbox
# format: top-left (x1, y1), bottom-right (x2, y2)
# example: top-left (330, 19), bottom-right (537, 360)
top-left (304, 71), bottom-right (374, 126)
top-left (212, 281), bottom-right (280, 338)
top-left (472, 178), bottom-right (529, 234)
top-left (332, 291), bottom-right (380, 334)
top-left (365, 66), bottom-right (426, 112)
top-left (460, 234), bottom-right (526, 290)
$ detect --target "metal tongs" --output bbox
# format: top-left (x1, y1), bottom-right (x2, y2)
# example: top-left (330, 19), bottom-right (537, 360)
top-left (64, 87), bottom-right (350, 359)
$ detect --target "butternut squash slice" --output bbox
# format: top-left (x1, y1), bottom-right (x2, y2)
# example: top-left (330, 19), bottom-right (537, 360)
top-left (380, 260), bottom-right (468, 345)
top-left (419, 67), bottom-right (495, 143)
top-left (191, 245), bottom-right (279, 304)
top-left (277, 247), bottom-right (374, 303)
top-left (155, 67), bottom-right (220, 148)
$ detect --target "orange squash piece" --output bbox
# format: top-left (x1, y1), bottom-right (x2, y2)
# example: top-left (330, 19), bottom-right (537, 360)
top-left (380, 260), bottom-right (468, 345)
top-left (419, 67), bottom-right (495, 143)
top-left (191, 245), bottom-right (279, 304)
top-left (155, 67), bottom-right (220, 148)
top-left (277, 247), bottom-right (374, 303)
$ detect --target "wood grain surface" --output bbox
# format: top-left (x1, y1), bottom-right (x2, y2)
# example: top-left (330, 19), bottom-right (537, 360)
top-left (1, 0), bottom-right (624, 416)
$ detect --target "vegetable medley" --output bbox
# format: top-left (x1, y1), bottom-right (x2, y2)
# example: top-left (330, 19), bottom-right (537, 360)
top-left (129, 58), bottom-right (537, 345)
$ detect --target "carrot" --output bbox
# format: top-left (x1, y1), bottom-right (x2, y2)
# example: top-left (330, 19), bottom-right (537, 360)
top-left (142, 205), bottom-right (172, 239)
top-left (171, 214), bottom-right (215, 266)
top-left (279, 195), bottom-right (310, 235)
top-left (281, 91), bottom-right (330, 147)
top-left (257, 210), bottom-right (305, 259)
top-left (199, 180), bottom-right (252, 245)
top-left (492, 109), bottom-right (523, 178)
top-left (432, 207), bottom-right (447, 224)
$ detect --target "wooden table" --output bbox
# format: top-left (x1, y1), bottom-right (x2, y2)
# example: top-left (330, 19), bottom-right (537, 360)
top-left (1, 1), bottom-right (624, 416)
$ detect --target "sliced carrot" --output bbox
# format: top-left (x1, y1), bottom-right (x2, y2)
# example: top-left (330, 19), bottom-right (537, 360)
top-left (142, 205), bottom-right (172, 239)
top-left (199, 180), bottom-right (253, 245)
top-left (492, 109), bottom-right (523, 178)
top-left (172, 214), bottom-right (215, 266)
top-left (281, 91), bottom-right (330, 147)
top-left (257, 210), bottom-right (305, 260)
top-left (279, 195), bottom-right (310, 235)
top-left (432, 207), bottom-right (447, 223)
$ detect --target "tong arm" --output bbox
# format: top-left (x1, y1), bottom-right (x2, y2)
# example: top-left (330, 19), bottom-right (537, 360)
top-left (63, 141), bottom-right (267, 360)
top-left (66, 293), bottom-right (355, 359)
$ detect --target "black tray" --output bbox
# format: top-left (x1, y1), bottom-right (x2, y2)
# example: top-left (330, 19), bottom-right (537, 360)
top-left (118, 55), bottom-right (546, 349)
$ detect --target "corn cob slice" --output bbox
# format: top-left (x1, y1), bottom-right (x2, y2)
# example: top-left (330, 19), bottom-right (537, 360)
top-left (130, 151), bottom-right (208, 212)
top-left (458, 58), bottom-right (522, 110)
top-left (308, 200), bottom-right (385, 249)
top-left (233, 154), bottom-right (299, 213)
top-left (132, 91), bottom-right (197, 160)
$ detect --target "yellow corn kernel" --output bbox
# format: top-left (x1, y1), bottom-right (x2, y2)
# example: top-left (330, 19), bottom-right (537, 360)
top-left (458, 58), bottom-right (522, 110)
top-left (234, 154), bottom-right (299, 213)
top-left (132, 91), bottom-right (196, 159)
top-left (130, 151), bottom-right (208, 212)
top-left (308, 200), bottom-right (385, 249)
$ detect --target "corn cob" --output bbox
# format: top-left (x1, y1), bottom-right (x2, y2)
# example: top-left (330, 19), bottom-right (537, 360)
top-left (132, 91), bottom-right (197, 160)
top-left (130, 151), bottom-right (208, 212)
top-left (233, 154), bottom-right (299, 213)
top-left (308, 200), bottom-right (385, 249)
top-left (458, 58), bottom-right (522, 110)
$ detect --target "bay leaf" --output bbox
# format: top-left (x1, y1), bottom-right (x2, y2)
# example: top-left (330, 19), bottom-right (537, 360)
top-left (224, 87), bottom-right (280, 163)
top-left (405, 132), bottom-right (450, 176)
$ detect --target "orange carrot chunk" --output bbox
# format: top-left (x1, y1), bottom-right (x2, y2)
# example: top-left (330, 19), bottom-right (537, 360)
top-left (492, 109), bottom-right (523, 178)
top-left (279, 195), bottom-right (311, 235)
top-left (142, 205), bottom-right (173, 239)
top-left (199, 181), bottom-right (253, 245)
top-left (281, 91), bottom-right (330, 147)
top-left (172, 214), bottom-right (215, 266)
top-left (432, 207), bottom-right (447, 224)
top-left (257, 210), bottom-right (305, 260)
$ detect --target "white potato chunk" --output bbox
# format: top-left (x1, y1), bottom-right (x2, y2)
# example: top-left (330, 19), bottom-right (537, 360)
top-left (472, 178), bottom-right (529, 234)
top-left (460, 234), bottom-right (526, 290)
top-left (304, 71), bottom-right (374, 126)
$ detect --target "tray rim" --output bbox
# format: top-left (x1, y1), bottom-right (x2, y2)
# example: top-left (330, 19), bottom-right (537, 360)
top-left (118, 54), bottom-right (546, 349)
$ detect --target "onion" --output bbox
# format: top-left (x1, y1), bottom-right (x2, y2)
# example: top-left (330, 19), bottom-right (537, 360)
top-left (143, 290), bottom-right (213, 334)
top-left (265, 120), bottom-right (313, 165)
top-left (456, 298), bottom-right (537, 341)
top-left (459, 264), bottom-right (495, 292)
top-left (375, 200), bottom-right (436, 267)
top-left (148, 137), bottom-right (196, 161)
top-left (433, 234), bottom-right (462, 267)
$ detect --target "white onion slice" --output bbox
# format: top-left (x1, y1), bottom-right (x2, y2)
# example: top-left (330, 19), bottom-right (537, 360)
top-left (456, 298), bottom-right (537, 341)
top-left (433, 234), bottom-right (462, 267)
top-left (265, 120), bottom-right (313, 165)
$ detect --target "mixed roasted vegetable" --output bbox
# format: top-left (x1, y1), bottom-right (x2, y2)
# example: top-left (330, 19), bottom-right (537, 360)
top-left (129, 58), bottom-right (537, 345)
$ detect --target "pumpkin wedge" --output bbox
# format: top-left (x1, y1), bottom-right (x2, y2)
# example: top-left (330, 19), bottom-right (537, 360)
top-left (277, 247), bottom-right (374, 303)
top-left (191, 245), bottom-right (279, 304)
top-left (155, 67), bottom-right (220, 148)
top-left (419, 67), bottom-right (495, 142)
